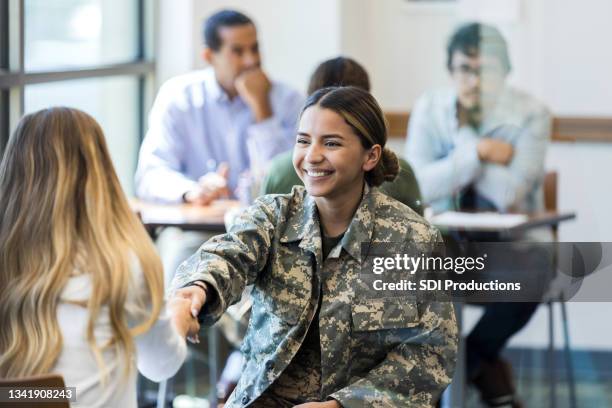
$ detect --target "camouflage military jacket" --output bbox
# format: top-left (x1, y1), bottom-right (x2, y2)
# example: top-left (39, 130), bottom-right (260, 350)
top-left (171, 186), bottom-right (458, 407)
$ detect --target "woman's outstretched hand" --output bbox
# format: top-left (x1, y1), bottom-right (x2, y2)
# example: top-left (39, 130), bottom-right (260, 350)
top-left (167, 295), bottom-right (201, 343)
top-left (172, 285), bottom-right (207, 342)
top-left (174, 284), bottom-right (207, 318)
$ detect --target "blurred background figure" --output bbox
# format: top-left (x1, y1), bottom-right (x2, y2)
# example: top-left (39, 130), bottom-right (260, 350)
top-left (135, 9), bottom-right (303, 287)
top-left (405, 23), bottom-right (552, 407)
top-left (406, 22), bottom-right (550, 215)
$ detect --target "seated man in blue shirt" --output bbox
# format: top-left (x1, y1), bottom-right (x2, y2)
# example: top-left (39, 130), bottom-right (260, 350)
top-left (135, 10), bottom-right (303, 286)
top-left (405, 23), bottom-right (552, 407)
top-left (136, 9), bottom-right (303, 205)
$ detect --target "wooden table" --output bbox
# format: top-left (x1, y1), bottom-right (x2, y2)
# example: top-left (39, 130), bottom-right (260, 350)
top-left (133, 199), bottom-right (242, 233)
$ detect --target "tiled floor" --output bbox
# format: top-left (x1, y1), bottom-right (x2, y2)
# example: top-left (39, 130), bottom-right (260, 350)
top-left (139, 345), bottom-right (612, 407)
top-left (465, 348), bottom-right (612, 407)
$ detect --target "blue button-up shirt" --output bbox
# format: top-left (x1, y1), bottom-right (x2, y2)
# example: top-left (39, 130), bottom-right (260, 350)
top-left (135, 68), bottom-right (304, 203)
top-left (405, 87), bottom-right (552, 213)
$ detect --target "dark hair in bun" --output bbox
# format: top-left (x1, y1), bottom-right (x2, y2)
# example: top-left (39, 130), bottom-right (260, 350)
top-left (301, 86), bottom-right (399, 186)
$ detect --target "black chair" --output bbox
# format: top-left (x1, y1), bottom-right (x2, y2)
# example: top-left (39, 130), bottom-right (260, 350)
top-left (544, 171), bottom-right (577, 408)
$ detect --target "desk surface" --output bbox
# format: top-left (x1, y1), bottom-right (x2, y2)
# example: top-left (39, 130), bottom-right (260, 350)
top-left (134, 199), bottom-right (576, 236)
top-left (133, 199), bottom-right (242, 232)
top-left (430, 210), bottom-right (576, 234)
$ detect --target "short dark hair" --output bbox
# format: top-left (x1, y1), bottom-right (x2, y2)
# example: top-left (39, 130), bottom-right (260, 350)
top-left (447, 22), bottom-right (511, 73)
top-left (203, 9), bottom-right (254, 51)
top-left (307, 57), bottom-right (371, 95)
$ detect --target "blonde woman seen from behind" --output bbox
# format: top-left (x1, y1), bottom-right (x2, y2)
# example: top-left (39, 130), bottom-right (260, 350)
top-left (0, 108), bottom-right (198, 407)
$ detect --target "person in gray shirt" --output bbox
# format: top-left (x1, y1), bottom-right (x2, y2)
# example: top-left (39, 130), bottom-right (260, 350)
top-left (406, 24), bottom-right (551, 215)
top-left (405, 23), bottom-right (552, 408)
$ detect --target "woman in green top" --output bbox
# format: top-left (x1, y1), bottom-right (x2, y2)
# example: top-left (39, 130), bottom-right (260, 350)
top-left (260, 57), bottom-right (424, 216)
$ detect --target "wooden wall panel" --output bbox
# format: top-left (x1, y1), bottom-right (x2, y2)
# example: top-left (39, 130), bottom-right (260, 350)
top-left (385, 111), bottom-right (612, 142)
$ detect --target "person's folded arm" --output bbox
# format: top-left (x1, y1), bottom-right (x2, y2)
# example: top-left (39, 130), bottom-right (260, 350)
top-left (405, 96), bottom-right (482, 204)
top-left (168, 195), bottom-right (280, 325)
top-left (474, 110), bottom-right (551, 211)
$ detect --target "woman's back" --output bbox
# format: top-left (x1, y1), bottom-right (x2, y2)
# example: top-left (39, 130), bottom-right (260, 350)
top-left (55, 273), bottom-right (133, 408)
top-left (0, 108), bottom-right (195, 405)
top-left (53, 264), bottom-right (186, 408)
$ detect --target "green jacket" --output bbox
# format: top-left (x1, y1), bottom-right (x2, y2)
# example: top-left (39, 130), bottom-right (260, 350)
top-left (171, 186), bottom-right (457, 407)
top-left (260, 151), bottom-right (425, 216)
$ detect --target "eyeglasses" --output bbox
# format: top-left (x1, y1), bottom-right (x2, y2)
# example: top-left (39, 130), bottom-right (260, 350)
top-left (451, 64), bottom-right (504, 80)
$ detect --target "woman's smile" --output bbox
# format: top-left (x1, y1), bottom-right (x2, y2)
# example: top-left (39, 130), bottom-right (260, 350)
top-left (293, 105), bottom-right (371, 200)
top-left (303, 167), bottom-right (335, 179)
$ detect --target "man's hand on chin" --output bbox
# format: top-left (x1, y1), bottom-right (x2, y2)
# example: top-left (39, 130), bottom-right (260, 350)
top-left (235, 68), bottom-right (272, 122)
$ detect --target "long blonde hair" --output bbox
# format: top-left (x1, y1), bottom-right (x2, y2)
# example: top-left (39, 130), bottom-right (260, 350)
top-left (0, 107), bottom-right (163, 378)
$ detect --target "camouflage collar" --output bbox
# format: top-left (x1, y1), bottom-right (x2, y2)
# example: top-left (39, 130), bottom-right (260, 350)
top-left (280, 185), bottom-right (376, 262)
top-left (279, 191), bottom-right (323, 263)
top-left (339, 184), bottom-right (375, 261)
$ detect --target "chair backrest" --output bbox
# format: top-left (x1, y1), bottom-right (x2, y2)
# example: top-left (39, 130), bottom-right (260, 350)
top-left (543, 171), bottom-right (559, 242)
top-left (544, 171), bottom-right (558, 212)
top-left (0, 374), bottom-right (70, 408)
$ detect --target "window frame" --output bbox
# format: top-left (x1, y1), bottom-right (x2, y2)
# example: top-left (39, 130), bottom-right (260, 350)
top-left (0, 0), bottom-right (155, 155)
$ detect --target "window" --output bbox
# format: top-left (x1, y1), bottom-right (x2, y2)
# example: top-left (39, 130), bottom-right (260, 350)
top-left (0, 0), bottom-right (154, 194)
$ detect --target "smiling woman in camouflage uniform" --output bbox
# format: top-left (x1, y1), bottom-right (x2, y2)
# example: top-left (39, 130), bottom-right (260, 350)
top-left (171, 86), bottom-right (458, 407)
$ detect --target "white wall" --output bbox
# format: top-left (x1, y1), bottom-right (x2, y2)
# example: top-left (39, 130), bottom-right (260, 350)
top-left (357, 0), bottom-right (457, 110)
top-left (528, 0), bottom-right (612, 116)
top-left (156, 0), bottom-right (195, 85)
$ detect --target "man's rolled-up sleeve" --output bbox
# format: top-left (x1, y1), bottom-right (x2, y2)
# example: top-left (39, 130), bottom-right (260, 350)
top-left (474, 108), bottom-right (551, 211)
top-left (135, 81), bottom-right (199, 203)
top-left (406, 95), bottom-right (482, 204)
top-left (246, 88), bottom-right (304, 165)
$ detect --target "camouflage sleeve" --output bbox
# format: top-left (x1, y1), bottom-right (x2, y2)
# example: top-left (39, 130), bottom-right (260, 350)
top-left (330, 229), bottom-right (458, 407)
top-left (168, 195), bottom-right (280, 326)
